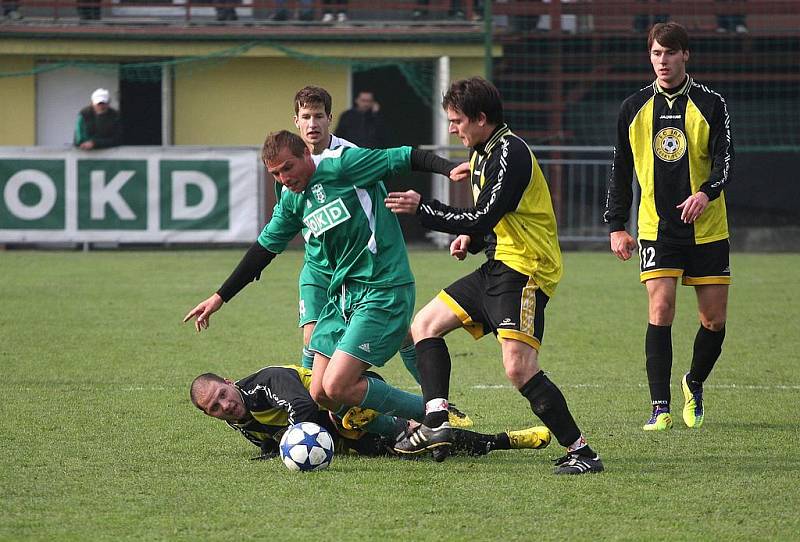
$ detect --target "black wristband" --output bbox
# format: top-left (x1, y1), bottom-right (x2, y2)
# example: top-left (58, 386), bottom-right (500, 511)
top-left (216, 242), bottom-right (275, 302)
top-left (410, 148), bottom-right (458, 177)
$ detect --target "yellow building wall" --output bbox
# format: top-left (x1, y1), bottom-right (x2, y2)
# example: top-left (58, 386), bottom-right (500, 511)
top-left (451, 57), bottom-right (486, 83)
top-left (174, 57), bottom-right (349, 146)
top-left (446, 57), bottom-right (489, 146)
top-left (0, 57), bottom-right (35, 145)
top-left (0, 38), bottom-right (495, 147)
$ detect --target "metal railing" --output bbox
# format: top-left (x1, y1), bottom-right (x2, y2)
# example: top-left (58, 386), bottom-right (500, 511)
top-left (420, 145), bottom-right (615, 245)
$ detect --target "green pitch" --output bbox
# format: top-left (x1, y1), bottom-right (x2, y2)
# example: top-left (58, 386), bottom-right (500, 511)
top-left (1, 249), bottom-right (798, 540)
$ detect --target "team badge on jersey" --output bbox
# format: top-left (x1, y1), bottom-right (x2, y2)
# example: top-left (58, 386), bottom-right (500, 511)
top-left (653, 127), bottom-right (687, 162)
top-left (311, 183), bottom-right (327, 203)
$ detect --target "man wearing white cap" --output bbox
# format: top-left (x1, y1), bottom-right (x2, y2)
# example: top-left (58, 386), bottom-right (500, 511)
top-left (74, 88), bottom-right (122, 150)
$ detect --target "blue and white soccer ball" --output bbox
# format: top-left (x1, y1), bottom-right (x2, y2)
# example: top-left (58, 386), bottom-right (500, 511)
top-left (279, 422), bottom-right (335, 472)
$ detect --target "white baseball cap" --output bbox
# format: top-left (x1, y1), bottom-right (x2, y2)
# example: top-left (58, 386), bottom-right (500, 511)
top-left (91, 88), bottom-right (111, 105)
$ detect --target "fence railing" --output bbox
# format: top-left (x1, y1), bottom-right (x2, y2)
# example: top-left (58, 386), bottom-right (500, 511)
top-left (420, 145), bottom-right (616, 245)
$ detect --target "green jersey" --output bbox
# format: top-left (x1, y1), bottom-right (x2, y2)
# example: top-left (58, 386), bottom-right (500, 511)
top-left (258, 146), bottom-right (415, 293)
top-left (272, 135), bottom-right (358, 283)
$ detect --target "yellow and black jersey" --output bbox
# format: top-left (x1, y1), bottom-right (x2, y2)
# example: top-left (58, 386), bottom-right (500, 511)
top-left (226, 365), bottom-right (326, 451)
top-left (417, 124), bottom-right (562, 297)
top-left (605, 75), bottom-right (733, 245)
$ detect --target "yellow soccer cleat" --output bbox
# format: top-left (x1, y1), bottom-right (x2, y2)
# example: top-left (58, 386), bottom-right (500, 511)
top-left (327, 412), bottom-right (366, 440)
top-left (643, 409), bottom-right (673, 431)
top-left (681, 373), bottom-right (705, 428)
top-left (507, 426), bottom-right (551, 450)
top-left (447, 404), bottom-right (473, 428)
top-left (341, 406), bottom-right (380, 431)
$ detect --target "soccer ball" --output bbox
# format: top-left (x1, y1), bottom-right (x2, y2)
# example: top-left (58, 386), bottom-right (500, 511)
top-left (279, 422), bottom-right (334, 472)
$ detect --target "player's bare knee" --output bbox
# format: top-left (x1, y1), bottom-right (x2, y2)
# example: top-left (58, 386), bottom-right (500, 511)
top-left (700, 317), bottom-right (726, 332)
top-left (321, 378), bottom-right (356, 405)
top-left (410, 314), bottom-right (438, 342)
top-left (309, 385), bottom-right (328, 405)
top-left (503, 358), bottom-right (539, 388)
top-left (649, 301), bottom-right (675, 325)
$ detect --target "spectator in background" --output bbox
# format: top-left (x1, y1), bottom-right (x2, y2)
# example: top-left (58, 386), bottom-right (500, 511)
top-left (77, 0), bottom-right (101, 20)
top-left (3, 0), bottom-right (22, 20)
top-left (633, 0), bottom-right (669, 33)
top-left (270, 0), bottom-right (314, 21)
top-left (74, 88), bottom-right (122, 150)
top-left (413, 0), bottom-right (483, 20)
top-left (321, 0), bottom-right (347, 22)
top-left (715, 0), bottom-right (747, 33)
top-left (212, 0), bottom-right (238, 21)
top-left (335, 90), bottom-right (387, 148)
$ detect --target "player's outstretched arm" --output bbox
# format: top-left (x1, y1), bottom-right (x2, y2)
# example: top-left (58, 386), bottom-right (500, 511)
top-left (183, 293), bottom-right (223, 332)
top-left (609, 230), bottom-right (637, 261)
top-left (182, 242), bottom-right (277, 333)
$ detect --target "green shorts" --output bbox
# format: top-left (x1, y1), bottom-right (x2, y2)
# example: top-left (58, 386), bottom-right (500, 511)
top-left (298, 263), bottom-right (331, 328)
top-left (309, 282), bottom-right (415, 367)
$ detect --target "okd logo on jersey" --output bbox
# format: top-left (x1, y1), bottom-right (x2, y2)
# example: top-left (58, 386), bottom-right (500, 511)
top-left (303, 198), bottom-right (350, 237)
top-left (653, 127), bottom-right (687, 162)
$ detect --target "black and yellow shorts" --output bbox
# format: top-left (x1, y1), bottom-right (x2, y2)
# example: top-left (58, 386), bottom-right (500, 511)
top-left (438, 260), bottom-right (549, 351)
top-left (638, 238), bottom-right (731, 285)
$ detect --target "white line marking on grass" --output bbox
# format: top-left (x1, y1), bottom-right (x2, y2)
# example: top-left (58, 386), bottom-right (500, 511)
top-left (471, 383), bottom-right (800, 391)
top-left (122, 386), bottom-right (167, 391)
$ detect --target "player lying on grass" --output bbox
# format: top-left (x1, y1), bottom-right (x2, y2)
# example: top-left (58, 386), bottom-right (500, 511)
top-left (190, 365), bottom-right (551, 459)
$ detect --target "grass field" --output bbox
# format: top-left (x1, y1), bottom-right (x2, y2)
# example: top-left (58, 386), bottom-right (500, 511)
top-left (1, 249), bottom-right (798, 541)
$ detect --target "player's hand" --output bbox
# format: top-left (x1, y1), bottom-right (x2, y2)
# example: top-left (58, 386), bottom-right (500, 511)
top-left (183, 293), bottom-right (223, 332)
top-left (79, 141), bottom-right (95, 150)
top-left (610, 230), bottom-right (637, 261)
top-left (677, 192), bottom-right (709, 223)
top-left (450, 235), bottom-right (471, 260)
top-left (385, 190), bottom-right (421, 214)
top-left (449, 162), bottom-right (471, 182)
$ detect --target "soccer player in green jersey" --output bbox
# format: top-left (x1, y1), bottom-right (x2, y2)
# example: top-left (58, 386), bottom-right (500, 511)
top-left (604, 22), bottom-right (733, 432)
top-left (184, 130), bottom-right (459, 429)
top-left (290, 86), bottom-right (356, 371)
top-left (290, 87), bottom-right (422, 385)
top-left (386, 77), bottom-right (603, 474)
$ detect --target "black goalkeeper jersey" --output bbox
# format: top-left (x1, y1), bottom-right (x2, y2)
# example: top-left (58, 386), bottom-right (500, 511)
top-left (226, 365), bottom-right (327, 451)
top-left (225, 365), bottom-right (393, 457)
top-left (604, 75), bottom-right (733, 245)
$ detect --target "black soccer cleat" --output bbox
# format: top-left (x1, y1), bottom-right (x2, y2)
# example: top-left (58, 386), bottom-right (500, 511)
top-left (553, 453), bottom-right (605, 475)
top-left (393, 422), bottom-right (453, 457)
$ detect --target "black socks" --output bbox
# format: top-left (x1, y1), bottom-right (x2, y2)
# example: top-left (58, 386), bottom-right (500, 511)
top-left (688, 325), bottom-right (726, 384)
top-left (416, 337), bottom-right (451, 427)
top-left (519, 371), bottom-right (581, 448)
top-left (646, 323), bottom-right (673, 407)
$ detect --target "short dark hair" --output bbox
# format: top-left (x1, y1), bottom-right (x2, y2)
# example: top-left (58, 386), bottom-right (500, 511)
top-left (648, 22), bottom-right (689, 52)
top-left (262, 130), bottom-right (307, 165)
top-left (190, 372), bottom-right (226, 410)
top-left (294, 86), bottom-right (332, 116)
top-left (442, 76), bottom-right (504, 125)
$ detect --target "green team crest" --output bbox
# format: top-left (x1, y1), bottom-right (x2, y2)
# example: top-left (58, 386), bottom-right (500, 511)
top-left (311, 183), bottom-right (326, 203)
